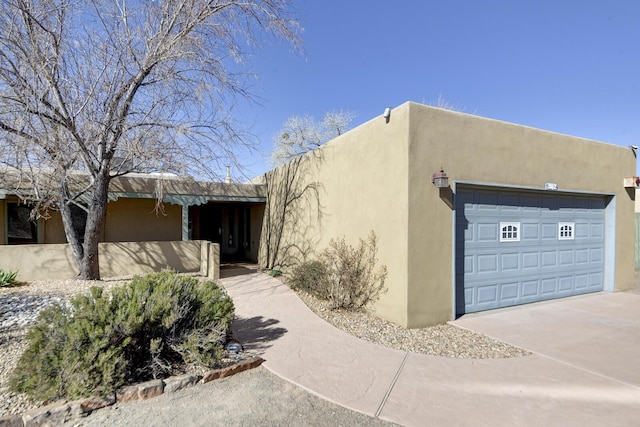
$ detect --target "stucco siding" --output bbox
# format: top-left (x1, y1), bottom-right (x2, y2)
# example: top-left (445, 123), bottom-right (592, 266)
top-left (104, 198), bottom-right (182, 242)
top-left (406, 102), bottom-right (635, 326)
top-left (260, 105), bottom-right (411, 326)
top-left (42, 212), bottom-right (68, 244)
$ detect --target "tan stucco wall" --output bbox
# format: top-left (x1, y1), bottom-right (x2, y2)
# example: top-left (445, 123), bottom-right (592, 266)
top-left (0, 240), bottom-right (217, 281)
top-left (104, 198), bottom-right (181, 242)
top-left (99, 240), bottom-right (202, 276)
top-left (406, 102), bottom-right (636, 326)
top-left (42, 211), bottom-right (67, 243)
top-left (259, 105), bottom-right (411, 326)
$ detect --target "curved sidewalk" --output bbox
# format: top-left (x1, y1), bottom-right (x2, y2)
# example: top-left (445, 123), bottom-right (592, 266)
top-left (221, 267), bottom-right (640, 427)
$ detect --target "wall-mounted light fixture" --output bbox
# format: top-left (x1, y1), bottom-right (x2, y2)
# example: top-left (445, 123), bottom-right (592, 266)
top-left (623, 176), bottom-right (640, 188)
top-left (383, 107), bottom-right (391, 123)
top-left (431, 168), bottom-right (449, 188)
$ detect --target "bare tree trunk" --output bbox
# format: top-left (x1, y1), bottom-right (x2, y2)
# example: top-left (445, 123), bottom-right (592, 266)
top-left (78, 171), bottom-right (110, 280)
top-left (58, 192), bottom-right (84, 263)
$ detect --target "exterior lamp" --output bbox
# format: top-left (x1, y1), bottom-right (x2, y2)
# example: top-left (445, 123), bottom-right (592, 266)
top-left (431, 168), bottom-right (449, 188)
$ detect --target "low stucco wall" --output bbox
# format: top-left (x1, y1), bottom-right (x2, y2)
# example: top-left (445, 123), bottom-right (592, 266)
top-left (0, 240), bottom-right (219, 281)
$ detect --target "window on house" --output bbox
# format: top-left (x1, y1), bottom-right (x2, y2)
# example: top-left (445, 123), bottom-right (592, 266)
top-left (558, 222), bottom-right (574, 240)
top-left (500, 222), bottom-right (520, 242)
top-left (6, 202), bottom-right (38, 244)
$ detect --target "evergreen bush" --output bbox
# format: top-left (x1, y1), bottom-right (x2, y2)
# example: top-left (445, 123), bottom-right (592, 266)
top-left (9, 271), bottom-right (234, 402)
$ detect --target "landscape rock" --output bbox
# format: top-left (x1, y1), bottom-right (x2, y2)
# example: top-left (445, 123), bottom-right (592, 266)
top-left (21, 400), bottom-right (69, 426)
top-left (116, 379), bottom-right (163, 403)
top-left (201, 356), bottom-right (264, 384)
top-left (163, 374), bottom-right (200, 394)
top-left (67, 395), bottom-right (115, 417)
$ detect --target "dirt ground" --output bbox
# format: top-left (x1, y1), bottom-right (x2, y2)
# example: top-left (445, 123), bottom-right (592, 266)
top-left (69, 366), bottom-right (398, 427)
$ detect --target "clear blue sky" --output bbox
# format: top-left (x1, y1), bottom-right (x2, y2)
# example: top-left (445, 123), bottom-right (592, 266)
top-left (233, 0), bottom-right (640, 178)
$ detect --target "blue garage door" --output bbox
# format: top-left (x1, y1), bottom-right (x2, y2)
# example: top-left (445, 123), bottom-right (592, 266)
top-left (455, 187), bottom-right (605, 315)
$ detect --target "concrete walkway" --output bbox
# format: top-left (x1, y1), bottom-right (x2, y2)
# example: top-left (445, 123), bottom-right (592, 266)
top-left (221, 267), bottom-right (640, 427)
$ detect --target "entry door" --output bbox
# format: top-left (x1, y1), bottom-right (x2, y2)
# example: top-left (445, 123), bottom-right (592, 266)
top-left (455, 188), bottom-right (605, 315)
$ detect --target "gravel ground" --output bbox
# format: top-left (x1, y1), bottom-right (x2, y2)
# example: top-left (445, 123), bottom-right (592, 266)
top-left (294, 290), bottom-right (531, 359)
top-left (0, 272), bottom-right (527, 419)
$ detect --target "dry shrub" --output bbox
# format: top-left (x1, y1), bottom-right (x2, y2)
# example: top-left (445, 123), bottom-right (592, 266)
top-left (321, 231), bottom-right (388, 310)
top-left (290, 231), bottom-right (387, 310)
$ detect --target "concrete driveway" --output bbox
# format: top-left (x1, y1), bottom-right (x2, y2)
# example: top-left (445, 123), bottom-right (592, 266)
top-left (452, 292), bottom-right (640, 388)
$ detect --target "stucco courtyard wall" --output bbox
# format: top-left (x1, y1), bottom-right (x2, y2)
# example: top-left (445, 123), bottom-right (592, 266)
top-left (406, 102), bottom-right (636, 326)
top-left (0, 240), bottom-right (218, 281)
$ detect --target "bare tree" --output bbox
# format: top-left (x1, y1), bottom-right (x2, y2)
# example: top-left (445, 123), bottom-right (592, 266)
top-left (271, 110), bottom-right (355, 166)
top-left (0, 0), bottom-right (301, 279)
top-left (425, 94), bottom-right (467, 112)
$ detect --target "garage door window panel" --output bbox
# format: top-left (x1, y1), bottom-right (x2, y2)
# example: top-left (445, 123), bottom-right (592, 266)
top-left (558, 222), bottom-right (574, 240)
top-left (500, 222), bottom-right (520, 242)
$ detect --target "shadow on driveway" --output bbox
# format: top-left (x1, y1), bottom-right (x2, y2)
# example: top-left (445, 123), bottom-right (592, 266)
top-left (232, 315), bottom-right (287, 354)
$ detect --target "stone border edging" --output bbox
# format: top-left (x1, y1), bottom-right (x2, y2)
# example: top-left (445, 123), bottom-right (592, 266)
top-left (0, 356), bottom-right (264, 427)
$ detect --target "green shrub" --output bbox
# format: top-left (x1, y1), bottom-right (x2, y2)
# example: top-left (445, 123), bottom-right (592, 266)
top-left (288, 260), bottom-right (329, 299)
top-left (269, 269), bottom-right (283, 277)
top-left (321, 231), bottom-right (388, 310)
top-left (9, 271), bottom-right (234, 402)
top-left (0, 269), bottom-right (18, 287)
